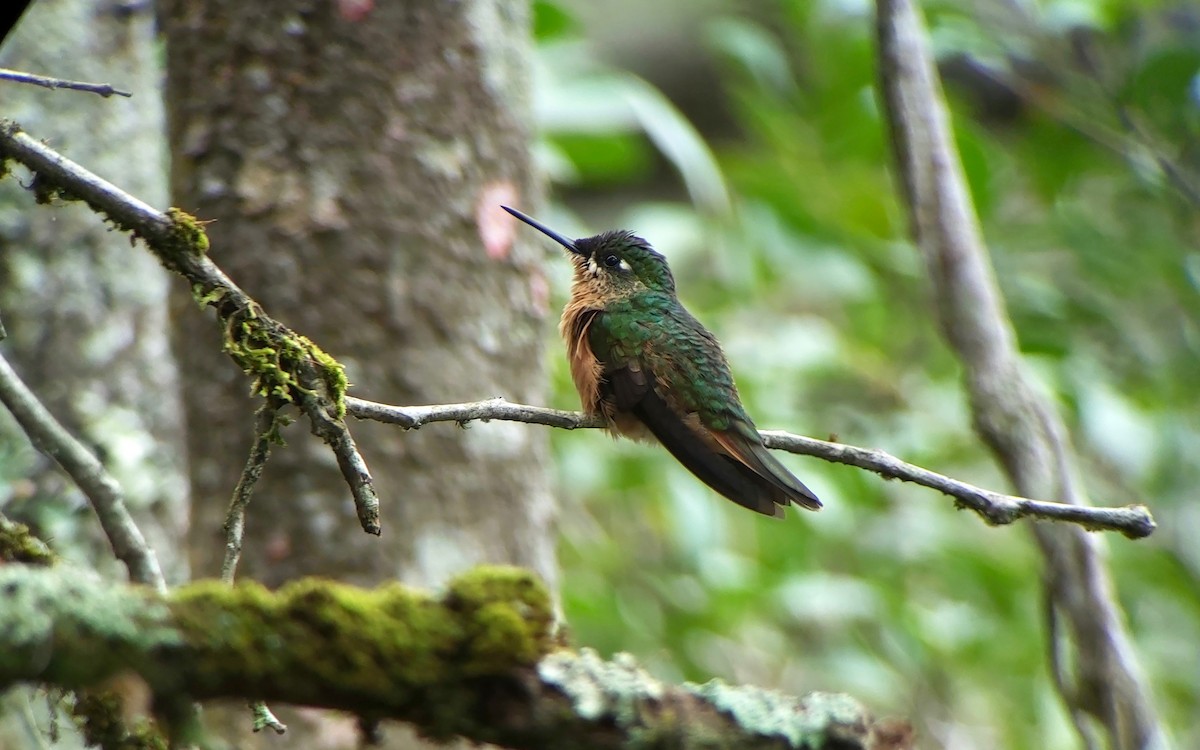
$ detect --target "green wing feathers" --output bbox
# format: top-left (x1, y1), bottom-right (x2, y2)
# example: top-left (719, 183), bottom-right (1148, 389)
top-left (588, 309), bottom-right (821, 516)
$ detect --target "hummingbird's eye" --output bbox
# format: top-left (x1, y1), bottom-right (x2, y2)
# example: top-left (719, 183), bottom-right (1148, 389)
top-left (603, 254), bottom-right (621, 268)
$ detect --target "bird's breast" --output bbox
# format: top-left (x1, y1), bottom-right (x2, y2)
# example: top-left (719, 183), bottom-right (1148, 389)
top-left (559, 301), bottom-right (605, 416)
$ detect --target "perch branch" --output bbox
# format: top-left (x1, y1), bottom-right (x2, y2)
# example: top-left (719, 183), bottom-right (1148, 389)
top-left (0, 119), bottom-right (381, 536)
top-left (0, 516), bottom-right (171, 749)
top-left (0, 352), bottom-right (166, 592)
top-left (0, 67), bottom-right (132, 98)
top-left (0, 564), bottom-right (909, 750)
top-left (345, 396), bottom-right (1155, 538)
top-left (876, 1), bottom-right (1165, 747)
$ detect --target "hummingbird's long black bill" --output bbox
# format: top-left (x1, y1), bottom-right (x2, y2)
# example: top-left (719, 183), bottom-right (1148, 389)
top-left (502, 205), bottom-right (584, 255)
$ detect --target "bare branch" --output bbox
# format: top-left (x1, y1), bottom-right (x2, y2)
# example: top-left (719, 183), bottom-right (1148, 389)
top-left (876, 1), bottom-right (1166, 747)
top-left (299, 389), bottom-right (379, 535)
top-left (346, 395), bottom-right (605, 431)
top-left (0, 67), bottom-right (132, 98)
top-left (0, 119), bottom-right (381, 536)
top-left (249, 702), bottom-right (287, 735)
top-left (345, 396), bottom-right (1155, 538)
top-left (759, 431), bottom-right (1154, 538)
top-left (219, 404), bottom-right (290, 735)
top-left (221, 404), bottom-right (283, 585)
top-left (0, 353), bottom-right (166, 592)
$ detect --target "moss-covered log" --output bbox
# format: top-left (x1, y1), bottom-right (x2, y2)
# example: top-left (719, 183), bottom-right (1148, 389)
top-left (0, 564), bottom-right (910, 749)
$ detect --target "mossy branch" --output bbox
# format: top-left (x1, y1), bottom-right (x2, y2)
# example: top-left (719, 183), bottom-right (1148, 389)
top-left (0, 513), bottom-right (56, 567)
top-left (0, 515), bottom-right (169, 750)
top-left (0, 119), bottom-right (379, 535)
top-left (0, 564), bottom-right (909, 750)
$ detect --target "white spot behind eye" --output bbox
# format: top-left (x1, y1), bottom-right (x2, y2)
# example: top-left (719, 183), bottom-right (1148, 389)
top-left (618, 259), bottom-right (632, 273)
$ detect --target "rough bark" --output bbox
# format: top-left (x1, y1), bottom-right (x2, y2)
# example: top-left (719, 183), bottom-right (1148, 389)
top-left (160, 1), bottom-right (555, 745)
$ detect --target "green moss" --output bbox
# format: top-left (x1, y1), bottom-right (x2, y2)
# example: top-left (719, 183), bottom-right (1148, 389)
top-left (464, 601), bottom-right (539, 672)
top-left (165, 208), bottom-right (209, 255)
top-left (261, 409), bottom-right (293, 445)
top-left (167, 566), bottom-right (553, 708)
top-left (191, 282), bottom-right (227, 309)
top-left (0, 515), bottom-right (56, 565)
top-left (0, 566), bottom-right (555, 743)
top-left (219, 307), bottom-right (348, 416)
top-left (446, 565), bottom-right (555, 673)
top-left (445, 565), bottom-right (551, 611)
top-left (305, 335), bottom-right (349, 418)
top-left (169, 578), bottom-right (280, 665)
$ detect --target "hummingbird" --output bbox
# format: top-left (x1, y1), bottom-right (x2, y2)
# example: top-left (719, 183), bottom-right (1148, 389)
top-left (503, 206), bottom-right (821, 518)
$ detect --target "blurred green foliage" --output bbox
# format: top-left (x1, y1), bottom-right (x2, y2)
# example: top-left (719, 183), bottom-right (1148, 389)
top-left (534, 0), bottom-right (1200, 747)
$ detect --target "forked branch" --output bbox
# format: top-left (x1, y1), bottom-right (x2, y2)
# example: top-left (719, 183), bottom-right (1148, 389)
top-left (0, 120), bottom-right (381, 536)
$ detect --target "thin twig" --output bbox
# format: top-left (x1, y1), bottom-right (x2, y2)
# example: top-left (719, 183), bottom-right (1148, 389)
top-left (0, 352), bottom-right (166, 592)
top-left (0, 119), bottom-right (381, 536)
top-left (347, 395), bottom-right (605, 431)
top-left (221, 404), bottom-right (282, 584)
top-left (759, 431), bottom-right (1154, 537)
top-left (344, 396), bottom-right (1155, 538)
top-left (0, 67), bottom-right (132, 98)
top-left (221, 405), bottom-right (290, 734)
top-left (1064, 32), bottom-right (1200, 208)
top-left (298, 389), bottom-right (379, 535)
top-left (250, 702), bottom-right (287, 734)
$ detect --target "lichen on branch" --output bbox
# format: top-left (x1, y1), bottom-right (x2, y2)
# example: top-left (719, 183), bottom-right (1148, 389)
top-left (0, 563), bottom-right (906, 749)
top-left (0, 565), bottom-right (554, 734)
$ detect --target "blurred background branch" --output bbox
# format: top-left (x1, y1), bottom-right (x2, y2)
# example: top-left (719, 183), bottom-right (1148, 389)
top-left (876, 0), bottom-right (1166, 747)
top-left (0, 351), bottom-right (165, 592)
top-left (0, 67), bottom-right (131, 97)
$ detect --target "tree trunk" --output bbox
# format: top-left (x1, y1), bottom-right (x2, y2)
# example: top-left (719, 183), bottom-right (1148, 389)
top-left (160, 1), bottom-right (555, 745)
top-left (0, 0), bottom-right (184, 746)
